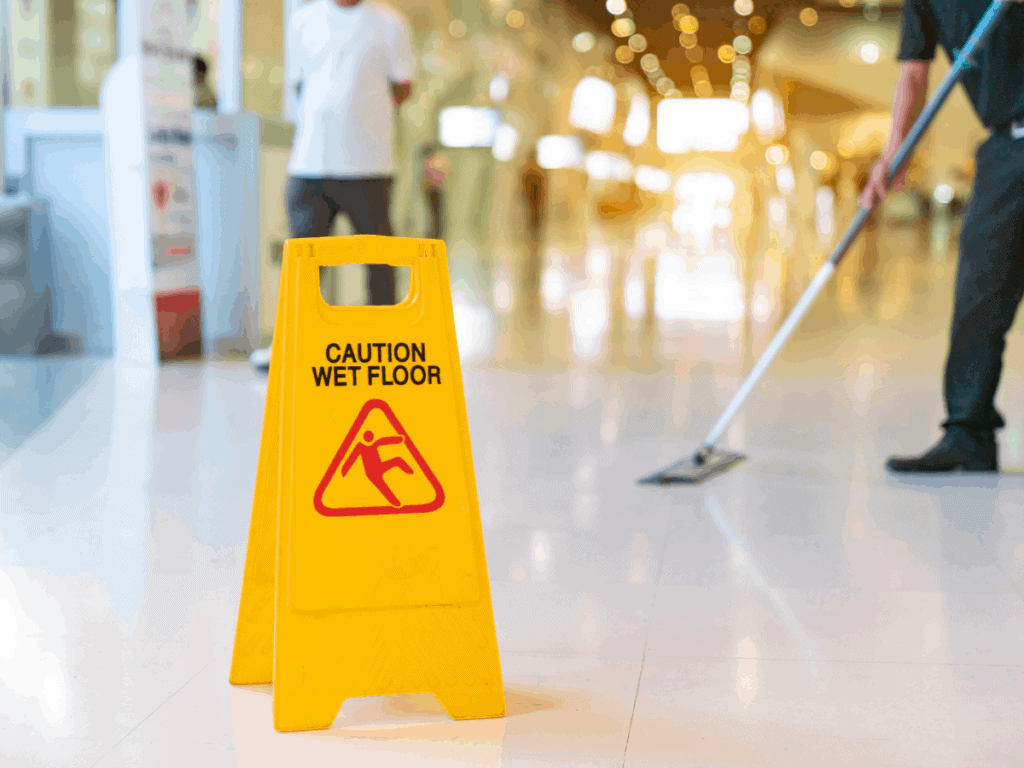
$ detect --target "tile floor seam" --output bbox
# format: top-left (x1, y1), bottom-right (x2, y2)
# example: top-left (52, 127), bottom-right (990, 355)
top-left (620, 513), bottom-right (675, 768)
top-left (85, 649), bottom-right (226, 768)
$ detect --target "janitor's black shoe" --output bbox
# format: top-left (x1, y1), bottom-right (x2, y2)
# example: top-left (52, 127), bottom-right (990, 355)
top-left (886, 428), bottom-right (997, 473)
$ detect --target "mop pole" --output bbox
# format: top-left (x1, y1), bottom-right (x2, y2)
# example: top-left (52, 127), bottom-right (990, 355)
top-left (693, 0), bottom-right (1013, 466)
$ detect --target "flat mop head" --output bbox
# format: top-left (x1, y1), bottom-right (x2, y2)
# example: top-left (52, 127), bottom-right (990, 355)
top-left (637, 450), bottom-right (746, 485)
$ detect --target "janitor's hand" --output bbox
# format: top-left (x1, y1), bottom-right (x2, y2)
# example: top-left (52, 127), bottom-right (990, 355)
top-left (859, 151), bottom-right (907, 210)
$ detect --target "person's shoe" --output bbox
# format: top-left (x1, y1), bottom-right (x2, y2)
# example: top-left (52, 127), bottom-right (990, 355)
top-left (250, 345), bottom-right (271, 373)
top-left (886, 428), bottom-right (997, 473)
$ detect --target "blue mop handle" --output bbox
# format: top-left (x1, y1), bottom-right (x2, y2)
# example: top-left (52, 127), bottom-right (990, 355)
top-left (695, 0), bottom-right (1013, 462)
top-left (829, 0), bottom-right (1013, 270)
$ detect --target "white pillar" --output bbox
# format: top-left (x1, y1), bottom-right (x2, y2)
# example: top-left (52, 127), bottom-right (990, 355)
top-left (217, 0), bottom-right (242, 115)
top-left (283, 0), bottom-right (303, 122)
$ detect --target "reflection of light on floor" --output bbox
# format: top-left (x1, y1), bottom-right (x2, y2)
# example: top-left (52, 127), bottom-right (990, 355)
top-left (735, 636), bottom-right (759, 708)
top-left (570, 288), bottom-right (609, 358)
top-left (541, 257), bottom-right (569, 310)
top-left (452, 291), bottom-right (495, 360)
top-left (531, 531), bottom-right (550, 578)
top-left (586, 244), bottom-right (610, 279)
top-left (654, 251), bottom-right (744, 322)
top-left (627, 532), bottom-right (648, 585)
top-left (493, 271), bottom-right (513, 313)
top-left (751, 282), bottom-right (773, 322)
top-left (0, 572), bottom-right (68, 727)
top-left (572, 453), bottom-right (599, 529)
top-left (624, 272), bottom-right (645, 319)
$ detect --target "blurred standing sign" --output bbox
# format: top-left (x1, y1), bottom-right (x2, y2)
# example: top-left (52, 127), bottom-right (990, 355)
top-left (142, 0), bottom-right (201, 359)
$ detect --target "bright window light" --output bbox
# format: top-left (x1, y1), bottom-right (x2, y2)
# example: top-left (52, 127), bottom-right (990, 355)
top-left (634, 165), bottom-right (672, 193)
top-left (569, 76), bottom-right (617, 135)
top-left (655, 251), bottom-right (744, 322)
top-left (674, 172), bottom-right (735, 203)
top-left (751, 88), bottom-right (784, 141)
top-left (657, 98), bottom-right (750, 153)
top-left (489, 72), bottom-right (510, 102)
top-left (537, 135), bottom-right (584, 169)
top-left (492, 124), bottom-right (519, 161)
top-left (439, 107), bottom-right (501, 148)
top-left (623, 95), bottom-right (650, 146)
top-left (585, 151), bottom-right (632, 181)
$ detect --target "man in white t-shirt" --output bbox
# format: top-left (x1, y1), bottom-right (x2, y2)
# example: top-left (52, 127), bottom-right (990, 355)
top-left (285, 0), bottom-right (414, 305)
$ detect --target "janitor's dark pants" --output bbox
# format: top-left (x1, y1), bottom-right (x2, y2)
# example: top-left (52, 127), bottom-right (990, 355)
top-left (285, 176), bottom-right (396, 305)
top-left (942, 129), bottom-right (1024, 433)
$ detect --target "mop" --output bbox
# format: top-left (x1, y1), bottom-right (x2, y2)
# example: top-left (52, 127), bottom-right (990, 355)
top-left (639, 0), bottom-right (1014, 485)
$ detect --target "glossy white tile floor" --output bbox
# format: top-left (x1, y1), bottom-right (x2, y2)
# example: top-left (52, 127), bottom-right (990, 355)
top-left (4, 286), bottom-right (1024, 766)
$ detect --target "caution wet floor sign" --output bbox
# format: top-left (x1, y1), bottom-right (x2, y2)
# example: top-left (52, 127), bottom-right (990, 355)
top-left (229, 236), bottom-right (505, 732)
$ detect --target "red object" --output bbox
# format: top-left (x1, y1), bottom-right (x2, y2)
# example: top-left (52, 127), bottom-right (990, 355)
top-left (314, 399), bottom-right (444, 517)
top-left (155, 288), bottom-right (202, 360)
top-left (152, 179), bottom-right (171, 213)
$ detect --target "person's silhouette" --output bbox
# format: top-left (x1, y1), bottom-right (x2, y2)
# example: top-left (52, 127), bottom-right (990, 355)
top-left (341, 430), bottom-right (414, 506)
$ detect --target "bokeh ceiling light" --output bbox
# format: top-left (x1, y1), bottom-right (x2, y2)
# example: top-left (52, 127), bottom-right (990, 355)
top-left (718, 45), bottom-right (736, 63)
top-left (800, 7), bottom-right (819, 26)
top-left (616, 45), bottom-right (635, 63)
top-left (569, 76), bottom-right (617, 134)
top-left (656, 77), bottom-right (675, 94)
top-left (628, 34), bottom-right (647, 52)
top-left (492, 124), bottom-right (520, 161)
top-left (448, 19), bottom-right (467, 38)
top-left (859, 40), bottom-right (882, 63)
top-left (810, 150), bottom-right (829, 170)
top-left (666, 89), bottom-right (683, 98)
top-left (678, 15), bottom-right (699, 33)
top-left (506, 10), bottom-right (524, 28)
top-left (748, 16), bottom-right (766, 34)
top-left (679, 32), bottom-right (698, 48)
top-left (489, 72), bottom-right (510, 101)
top-left (671, 3), bottom-right (691, 17)
top-left (573, 32), bottom-right (595, 52)
top-left (640, 53), bottom-right (660, 72)
top-left (733, 35), bottom-right (752, 54)
top-left (733, 0), bottom-right (754, 16)
top-left (606, 0), bottom-right (627, 15)
top-left (765, 144), bottom-right (790, 165)
top-left (611, 18), bottom-right (635, 36)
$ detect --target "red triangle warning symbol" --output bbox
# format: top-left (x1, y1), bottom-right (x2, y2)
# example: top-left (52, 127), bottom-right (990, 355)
top-left (314, 399), bottom-right (445, 517)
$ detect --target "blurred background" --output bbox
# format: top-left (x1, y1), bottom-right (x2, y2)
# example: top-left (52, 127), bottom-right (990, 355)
top-left (0, 0), bottom-right (986, 372)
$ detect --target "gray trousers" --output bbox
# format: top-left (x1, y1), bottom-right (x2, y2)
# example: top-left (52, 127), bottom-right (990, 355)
top-left (285, 176), bottom-right (395, 305)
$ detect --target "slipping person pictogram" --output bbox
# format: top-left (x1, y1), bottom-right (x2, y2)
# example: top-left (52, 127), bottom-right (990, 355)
top-left (313, 399), bottom-right (445, 517)
top-left (341, 430), bottom-right (413, 506)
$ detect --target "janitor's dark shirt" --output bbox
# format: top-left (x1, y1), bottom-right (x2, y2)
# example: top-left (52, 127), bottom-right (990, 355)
top-left (898, 0), bottom-right (1024, 129)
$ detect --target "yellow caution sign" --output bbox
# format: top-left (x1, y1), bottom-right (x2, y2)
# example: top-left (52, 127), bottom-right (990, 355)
top-left (230, 236), bottom-right (505, 732)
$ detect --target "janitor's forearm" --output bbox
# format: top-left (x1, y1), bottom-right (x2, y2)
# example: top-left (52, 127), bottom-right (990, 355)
top-left (884, 61), bottom-right (930, 160)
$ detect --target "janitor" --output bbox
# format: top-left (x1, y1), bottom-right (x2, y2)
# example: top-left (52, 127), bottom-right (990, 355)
top-left (861, 0), bottom-right (1024, 472)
